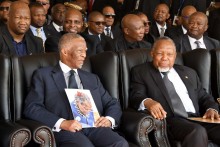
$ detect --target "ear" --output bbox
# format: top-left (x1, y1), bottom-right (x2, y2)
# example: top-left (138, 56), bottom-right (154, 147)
top-left (61, 48), bottom-right (68, 56)
top-left (150, 50), bottom-right (154, 57)
top-left (166, 13), bottom-right (170, 20)
top-left (123, 28), bottom-right (129, 35)
top-left (204, 24), bottom-right (208, 32)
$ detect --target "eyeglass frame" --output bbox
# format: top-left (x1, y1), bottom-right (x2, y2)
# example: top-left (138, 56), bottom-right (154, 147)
top-left (143, 21), bottom-right (151, 26)
top-left (103, 14), bottom-right (115, 18)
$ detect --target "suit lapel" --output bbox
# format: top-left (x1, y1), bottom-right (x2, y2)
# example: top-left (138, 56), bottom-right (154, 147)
top-left (183, 35), bottom-right (192, 52)
top-left (2, 27), bottom-right (17, 55)
top-left (51, 64), bottom-right (68, 97)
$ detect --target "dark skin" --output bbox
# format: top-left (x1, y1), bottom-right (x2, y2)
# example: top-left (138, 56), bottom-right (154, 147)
top-left (145, 39), bottom-right (220, 120)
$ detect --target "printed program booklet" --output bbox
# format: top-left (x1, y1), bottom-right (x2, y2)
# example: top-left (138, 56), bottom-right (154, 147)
top-left (65, 89), bottom-right (100, 128)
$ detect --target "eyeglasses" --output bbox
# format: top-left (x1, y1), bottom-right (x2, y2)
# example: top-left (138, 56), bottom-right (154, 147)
top-left (0, 6), bottom-right (9, 11)
top-left (90, 21), bottom-right (106, 26)
top-left (104, 14), bottom-right (115, 18)
top-left (182, 16), bottom-right (190, 19)
top-left (37, 1), bottom-right (49, 5)
top-left (143, 21), bottom-right (151, 26)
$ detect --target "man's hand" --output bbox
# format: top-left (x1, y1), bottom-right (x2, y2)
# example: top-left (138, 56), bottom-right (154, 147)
top-left (203, 109), bottom-right (220, 120)
top-left (60, 120), bottom-right (82, 132)
top-left (144, 99), bottom-right (167, 120)
top-left (95, 117), bottom-right (111, 127)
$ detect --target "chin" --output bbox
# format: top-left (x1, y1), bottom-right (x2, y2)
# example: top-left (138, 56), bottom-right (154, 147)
top-left (158, 67), bottom-right (170, 72)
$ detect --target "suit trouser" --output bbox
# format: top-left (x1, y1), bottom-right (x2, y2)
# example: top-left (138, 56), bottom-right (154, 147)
top-left (167, 117), bottom-right (220, 147)
top-left (54, 127), bottom-right (129, 147)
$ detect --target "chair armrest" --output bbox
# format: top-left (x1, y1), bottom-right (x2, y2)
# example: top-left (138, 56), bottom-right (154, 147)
top-left (0, 121), bottom-right (31, 147)
top-left (17, 119), bottom-right (56, 147)
top-left (120, 111), bottom-right (155, 147)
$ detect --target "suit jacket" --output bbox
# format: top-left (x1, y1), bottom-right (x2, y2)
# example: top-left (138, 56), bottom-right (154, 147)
top-left (82, 29), bottom-right (112, 50)
top-left (104, 35), bottom-right (152, 52)
top-left (208, 8), bottom-right (220, 42)
top-left (150, 21), bottom-right (171, 38)
top-left (24, 64), bottom-right (122, 128)
top-left (0, 26), bottom-right (44, 56)
top-left (44, 31), bottom-right (104, 56)
top-left (174, 34), bottom-right (220, 53)
top-left (130, 62), bottom-right (219, 118)
top-left (44, 23), bottom-right (62, 38)
top-left (27, 26), bottom-right (51, 39)
top-left (165, 25), bottom-right (184, 41)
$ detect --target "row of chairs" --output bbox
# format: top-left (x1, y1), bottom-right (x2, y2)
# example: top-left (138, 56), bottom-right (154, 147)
top-left (1, 48), bottom-right (220, 147)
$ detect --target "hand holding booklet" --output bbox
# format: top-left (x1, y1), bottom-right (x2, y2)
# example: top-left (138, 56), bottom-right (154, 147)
top-left (65, 89), bottom-right (100, 128)
top-left (188, 117), bottom-right (220, 124)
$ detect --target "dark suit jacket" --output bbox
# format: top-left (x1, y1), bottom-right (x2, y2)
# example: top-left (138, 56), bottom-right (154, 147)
top-left (150, 21), bottom-right (171, 38)
top-left (0, 26), bottom-right (44, 56)
top-left (82, 29), bottom-right (112, 50)
top-left (45, 32), bottom-right (104, 56)
top-left (174, 34), bottom-right (220, 53)
top-left (24, 64), bottom-right (122, 128)
top-left (208, 8), bottom-right (220, 42)
top-left (104, 35), bottom-right (152, 52)
top-left (130, 62), bottom-right (219, 118)
top-left (44, 23), bottom-right (62, 38)
top-left (165, 25), bottom-right (184, 41)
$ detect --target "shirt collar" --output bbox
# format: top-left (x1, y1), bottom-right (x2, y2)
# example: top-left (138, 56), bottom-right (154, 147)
top-left (181, 25), bottom-right (187, 34)
top-left (156, 22), bottom-right (167, 29)
top-left (52, 22), bottom-right (63, 32)
top-left (59, 60), bottom-right (78, 75)
top-left (30, 25), bottom-right (43, 32)
top-left (188, 35), bottom-right (204, 44)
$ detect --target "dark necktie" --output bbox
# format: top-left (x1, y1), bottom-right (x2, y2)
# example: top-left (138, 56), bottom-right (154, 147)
top-left (195, 40), bottom-right (201, 48)
top-left (160, 27), bottom-right (165, 37)
top-left (162, 72), bottom-right (188, 118)
top-left (69, 70), bottom-right (78, 89)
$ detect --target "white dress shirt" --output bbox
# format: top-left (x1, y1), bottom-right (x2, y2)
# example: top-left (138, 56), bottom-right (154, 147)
top-left (30, 25), bottom-right (47, 43)
top-left (156, 22), bottom-right (167, 36)
top-left (139, 68), bottom-right (196, 113)
top-left (52, 22), bottom-right (63, 32)
top-left (188, 35), bottom-right (207, 50)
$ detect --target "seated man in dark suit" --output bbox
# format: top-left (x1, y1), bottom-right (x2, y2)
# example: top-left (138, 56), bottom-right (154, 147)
top-left (105, 13), bottom-right (151, 52)
top-left (45, 3), bottom-right (66, 38)
top-left (45, 8), bottom-right (103, 56)
top-left (82, 11), bottom-right (112, 50)
top-left (130, 36), bottom-right (220, 147)
top-left (24, 33), bottom-right (129, 147)
top-left (174, 12), bottom-right (220, 53)
top-left (165, 5), bottom-right (197, 41)
top-left (0, 1), bottom-right (44, 56)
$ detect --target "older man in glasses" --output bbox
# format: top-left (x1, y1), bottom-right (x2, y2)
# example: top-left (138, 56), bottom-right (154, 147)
top-left (102, 6), bottom-right (122, 39)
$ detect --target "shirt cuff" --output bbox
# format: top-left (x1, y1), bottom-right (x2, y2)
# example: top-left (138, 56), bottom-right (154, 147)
top-left (206, 108), bottom-right (219, 114)
top-left (52, 118), bottom-right (65, 132)
top-left (138, 98), bottom-right (151, 111)
top-left (106, 116), bottom-right (116, 129)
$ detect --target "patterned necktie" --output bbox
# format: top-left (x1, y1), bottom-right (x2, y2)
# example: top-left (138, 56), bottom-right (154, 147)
top-left (160, 27), bottom-right (165, 37)
top-left (36, 28), bottom-right (42, 39)
top-left (195, 40), bottom-right (201, 48)
top-left (69, 70), bottom-right (78, 89)
top-left (105, 27), bottom-right (110, 37)
top-left (162, 72), bottom-right (188, 118)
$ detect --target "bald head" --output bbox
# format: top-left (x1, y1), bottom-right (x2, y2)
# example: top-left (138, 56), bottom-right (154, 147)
top-left (7, 1), bottom-right (30, 36)
top-left (88, 11), bottom-right (104, 21)
top-left (122, 14), bottom-right (145, 42)
top-left (181, 5), bottom-right (197, 28)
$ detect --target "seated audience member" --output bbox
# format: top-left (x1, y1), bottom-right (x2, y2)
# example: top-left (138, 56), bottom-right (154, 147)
top-left (28, 2), bottom-right (51, 45)
top-left (45, 8), bottom-right (103, 56)
top-left (174, 12), bottom-right (220, 53)
top-left (102, 5), bottom-right (122, 39)
top-left (165, 5), bottom-right (197, 41)
top-left (136, 11), bottom-right (155, 44)
top-left (45, 3), bottom-right (66, 38)
top-left (36, 0), bottom-right (51, 25)
top-left (0, 0), bottom-right (11, 26)
top-left (150, 3), bottom-right (170, 38)
top-left (0, 1), bottom-right (44, 56)
top-left (130, 36), bottom-right (220, 147)
top-left (105, 14), bottom-right (151, 52)
top-left (82, 11), bottom-right (112, 50)
top-left (24, 33), bottom-right (129, 147)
